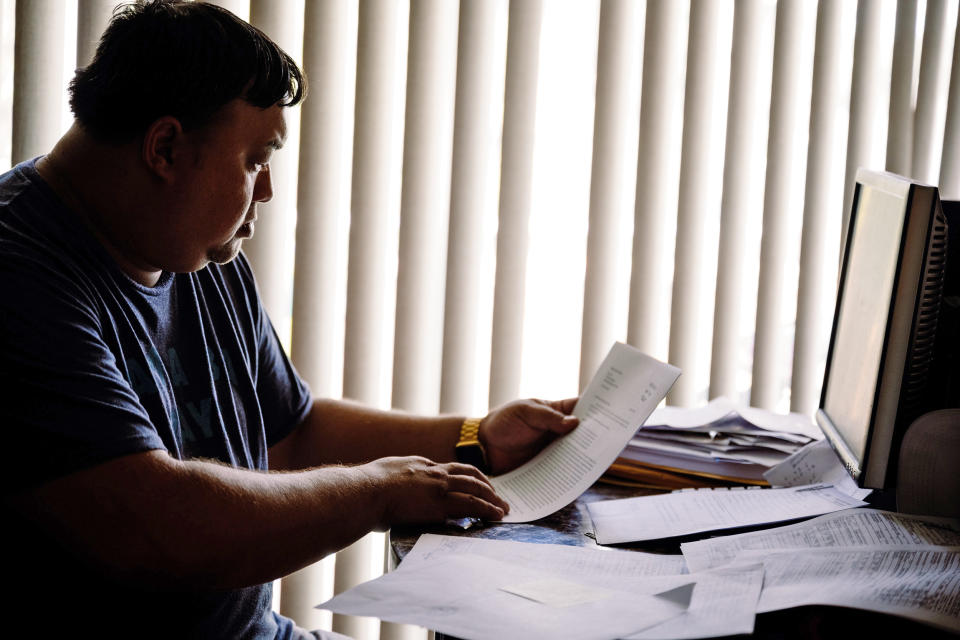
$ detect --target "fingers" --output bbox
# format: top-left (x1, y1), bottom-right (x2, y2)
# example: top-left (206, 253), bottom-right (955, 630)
top-left (444, 491), bottom-right (508, 521)
top-left (543, 396), bottom-right (579, 416)
top-left (444, 471), bottom-right (509, 514)
top-left (376, 457), bottom-right (510, 524)
top-left (521, 399), bottom-right (580, 436)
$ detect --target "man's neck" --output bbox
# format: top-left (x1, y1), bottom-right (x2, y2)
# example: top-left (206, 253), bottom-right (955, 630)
top-left (37, 126), bottom-right (165, 287)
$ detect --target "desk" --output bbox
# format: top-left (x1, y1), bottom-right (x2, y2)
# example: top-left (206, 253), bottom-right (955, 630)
top-left (389, 482), bottom-right (955, 640)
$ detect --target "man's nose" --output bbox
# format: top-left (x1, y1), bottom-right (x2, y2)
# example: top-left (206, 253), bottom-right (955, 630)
top-left (253, 166), bottom-right (273, 203)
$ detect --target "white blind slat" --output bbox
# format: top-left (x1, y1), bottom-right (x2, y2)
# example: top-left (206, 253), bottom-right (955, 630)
top-left (76, 0), bottom-right (114, 67)
top-left (391, 0), bottom-right (459, 415)
top-left (627, 0), bottom-right (690, 363)
top-left (710, 0), bottom-right (777, 401)
top-left (841, 0), bottom-right (897, 249)
top-left (12, 0), bottom-right (66, 164)
top-left (488, 0), bottom-right (544, 408)
top-left (579, 0), bottom-right (644, 391)
top-left (667, 0), bottom-right (733, 407)
top-left (912, 0), bottom-right (959, 184)
top-left (791, 0), bottom-right (858, 416)
top-left (886, 0), bottom-right (920, 176)
top-left (246, 0), bottom-right (305, 337)
top-left (384, 2), bottom-right (460, 633)
top-left (336, 3), bottom-right (409, 638)
top-left (283, 0), bottom-right (358, 633)
top-left (440, 0), bottom-right (509, 415)
top-left (939, 11), bottom-right (960, 199)
top-left (751, 0), bottom-right (817, 411)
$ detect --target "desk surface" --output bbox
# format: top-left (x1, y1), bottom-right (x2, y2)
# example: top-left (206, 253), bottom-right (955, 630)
top-left (389, 481), bottom-right (955, 640)
top-left (389, 482), bottom-right (653, 567)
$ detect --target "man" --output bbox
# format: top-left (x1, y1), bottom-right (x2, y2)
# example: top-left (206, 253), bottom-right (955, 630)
top-left (0, 2), bottom-right (578, 638)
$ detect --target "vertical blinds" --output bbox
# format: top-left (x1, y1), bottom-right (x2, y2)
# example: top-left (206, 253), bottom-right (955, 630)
top-left (5, 1), bottom-right (958, 637)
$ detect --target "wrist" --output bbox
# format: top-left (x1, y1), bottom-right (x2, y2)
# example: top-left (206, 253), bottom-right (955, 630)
top-left (454, 417), bottom-right (489, 473)
top-left (351, 461), bottom-right (392, 531)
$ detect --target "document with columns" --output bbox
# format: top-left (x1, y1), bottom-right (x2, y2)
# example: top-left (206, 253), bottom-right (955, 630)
top-left (492, 342), bottom-right (680, 523)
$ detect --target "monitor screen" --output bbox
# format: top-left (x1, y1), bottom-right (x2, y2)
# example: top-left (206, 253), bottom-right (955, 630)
top-left (817, 169), bottom-right (946, 489)
top-left (822, 185), bottom-right (906, 465)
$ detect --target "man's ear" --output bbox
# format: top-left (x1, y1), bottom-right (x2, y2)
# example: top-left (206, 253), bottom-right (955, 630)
top-left (142, 116), bottom-right (184, 181)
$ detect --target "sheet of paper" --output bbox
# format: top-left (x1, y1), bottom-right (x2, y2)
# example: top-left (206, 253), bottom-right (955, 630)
top-left (317, 553), bottom-right (690, 640)
top-left (629, 436), bottom-right (790, 466)
top-left (499, 578), bottom-right (614, 607)
top-left (742, 546), bottom-right (960, 633)
top-left (400, 534), bottom-right (759, 640)
top-left (587, 484), bottom-right (868, 544)
top-left (625, 563), bottom-right (764, 640)
top-left (491, 342), bottom-right (680, 522)
top-left (681, 508), bottom-right (960, 572)
top-left (763, 438), bottom-right (872, 499)
top-left (403, 533), bottom-right (689, 575)
top-left (646, 396), bottom-right (822, 440)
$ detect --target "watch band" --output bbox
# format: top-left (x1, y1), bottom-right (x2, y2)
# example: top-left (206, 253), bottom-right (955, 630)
top-left (454, 417), bottom-right (488, 472)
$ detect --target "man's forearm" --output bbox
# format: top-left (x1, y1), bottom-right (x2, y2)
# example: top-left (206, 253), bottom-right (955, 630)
top-left (17, 450), bottom-right (386, 591)
top-left (270, 398), bottom-right (466, 470)
top-left (15, 446), bottom-right (506, 593)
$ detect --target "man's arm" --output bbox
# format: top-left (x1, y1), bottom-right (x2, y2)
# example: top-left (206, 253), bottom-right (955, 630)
top-left (269, 397), bottom-right (580, 475)
top-left (10, 447), bottom-right (507, 591)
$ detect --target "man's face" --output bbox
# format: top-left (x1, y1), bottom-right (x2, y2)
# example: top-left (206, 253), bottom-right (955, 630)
top-left (166, 99), bottom-right (286, 271)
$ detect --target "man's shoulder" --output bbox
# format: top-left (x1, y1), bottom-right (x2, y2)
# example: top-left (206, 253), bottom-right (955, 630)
top-left (0, 159), bottom-right (36, 206)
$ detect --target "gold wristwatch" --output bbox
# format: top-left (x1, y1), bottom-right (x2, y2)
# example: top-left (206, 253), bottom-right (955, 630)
top-left (454, 417), bottom-right (488, 472)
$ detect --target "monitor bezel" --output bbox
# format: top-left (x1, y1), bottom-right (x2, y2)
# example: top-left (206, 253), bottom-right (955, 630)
top-left (816, 169), bottom-right (938, 490)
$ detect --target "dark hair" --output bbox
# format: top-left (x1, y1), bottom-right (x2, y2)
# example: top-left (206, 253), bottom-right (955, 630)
top-left (69, 0), bottom-right (305, 143)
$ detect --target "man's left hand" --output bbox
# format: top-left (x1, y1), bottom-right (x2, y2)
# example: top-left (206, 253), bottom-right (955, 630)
top-left (479, 398), bottom-right (579, 475)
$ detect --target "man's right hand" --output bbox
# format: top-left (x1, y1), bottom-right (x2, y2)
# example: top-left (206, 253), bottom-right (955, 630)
top-left (358, 456), bottom-right (509, 528)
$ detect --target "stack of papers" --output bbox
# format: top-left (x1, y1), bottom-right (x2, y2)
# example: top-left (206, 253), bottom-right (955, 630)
top-left (613, 397), bottom-right (822, 485)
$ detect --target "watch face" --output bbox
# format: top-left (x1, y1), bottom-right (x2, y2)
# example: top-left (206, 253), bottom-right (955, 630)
top-left (455, 443), bottom-right (487, 470)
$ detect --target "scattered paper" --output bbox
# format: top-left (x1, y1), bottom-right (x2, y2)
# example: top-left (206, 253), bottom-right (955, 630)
top-left (402, 533), bottom-right (688, 576)
top-left (744, 546), bottom-right (960, 633)
top-left (587, 484), bottom-right (868, 544)
top-left (500, 578), bottom-right (614, 607)
top-left (401, 534), bottom-right (761, 639)
top-left (492, 342), bottom-right (680, 522)
top-left (625, 563), bottom-right (764, 640)
top-left (318, 553), bottom-right (691, 640)
top-left (646, 397), bottom-right (822, 440)
top-left (681, 508), bottom-right (960, 572)
top-left (763, 438), bottom-right (872, 499)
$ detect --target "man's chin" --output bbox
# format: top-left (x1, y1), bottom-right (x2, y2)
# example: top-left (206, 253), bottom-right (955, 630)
top-left (206, 240), bottom-right (243, 266)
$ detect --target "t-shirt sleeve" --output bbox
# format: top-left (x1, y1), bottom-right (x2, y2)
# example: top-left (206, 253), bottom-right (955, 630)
top-left (235, 255), bottom-right (313, 449)
top-left (0, 260), bottom-right (166, 493)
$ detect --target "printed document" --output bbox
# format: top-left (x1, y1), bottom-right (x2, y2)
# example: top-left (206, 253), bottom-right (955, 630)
top-left (492, 342), bottom-right (680, 522)
top-left (318, 552), bottom-right (692, 640)
top-left (403, 532), bottom-right (688, 575)
top-left (625, 563), bottom-right (764, 640)
top-left (646, 396), bottom-right (822, 441)
top-left (763, 438), bottom-right (872, 499)
top-left (681, 508), bottom-right (960, 572)
top-left (400, 534), bottom-right (761, 640)
top-left (744, 546), bottom-right (960, 633)
top-left (587, 484), bottom-right (867, 544)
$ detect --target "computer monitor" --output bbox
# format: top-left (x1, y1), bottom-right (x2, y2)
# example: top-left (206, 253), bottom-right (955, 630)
top-left (816, 169), bottom-right (958, 490)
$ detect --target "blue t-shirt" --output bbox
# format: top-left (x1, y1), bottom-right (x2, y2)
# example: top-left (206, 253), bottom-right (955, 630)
top-left (0, 159), bottom-right (313, 638)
